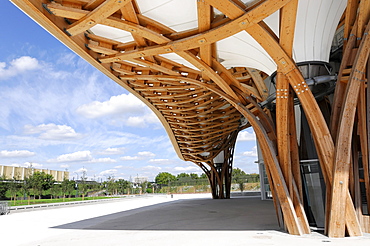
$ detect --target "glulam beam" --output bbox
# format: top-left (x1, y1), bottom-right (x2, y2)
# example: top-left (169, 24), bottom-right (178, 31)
top-left (65, 0), bottom-right (131, 36)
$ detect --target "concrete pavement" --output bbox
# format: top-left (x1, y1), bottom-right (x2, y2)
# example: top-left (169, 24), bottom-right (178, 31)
top-left (1, 193), bottom-right (369, 246)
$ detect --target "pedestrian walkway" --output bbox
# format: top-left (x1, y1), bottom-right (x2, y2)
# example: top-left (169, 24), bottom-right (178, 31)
top-left (1, 194), bottom-right (369, 245)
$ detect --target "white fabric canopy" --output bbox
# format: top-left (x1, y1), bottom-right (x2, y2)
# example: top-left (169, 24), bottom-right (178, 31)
top-left (90, 0), bottom-right (346, 75)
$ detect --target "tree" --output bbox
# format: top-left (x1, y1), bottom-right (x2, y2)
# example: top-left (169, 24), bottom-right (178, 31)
top-left (67, 180), bottom-right (76, 198)
top-left (190, 173), bottom-right (199, 179)
top-left (232, 168), bottom-right (247, 178)
top-left (155, 172), bottom-right (176, 185)
top-left (0, 176), bottom-right (7, 200)
top-left (78, 170), bottom-right (89, 200)
top-left (28, 172), bottom-right (55, 199)
top-left (177, 173), bottom-right (190, 179)
top-left (116, 179), bottom-right (129, 194)
top-left (21, 177), bottom-right (32, 205)
top-left (61, 178), bottom-right (75, 201)
top-left (140, 181), bottom-right (148, 194)
top-left (232, 168), bottom-right (247, 192)
top-left (146, 182), bottom-right (153, 193)
top-left (78, 179), bottom-right (89, 200)
top-left (106, 176), bottom-right (117, 195)
top-left (50, 184), bottom-right (61, 200)
top-left (200, 173), bottom-right (208, 179)
top-left (8, 178), bottom-right (20, 205)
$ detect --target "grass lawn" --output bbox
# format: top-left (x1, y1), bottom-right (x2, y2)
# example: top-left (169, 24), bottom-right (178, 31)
top-left (9, 196), bottom-right (121, 206)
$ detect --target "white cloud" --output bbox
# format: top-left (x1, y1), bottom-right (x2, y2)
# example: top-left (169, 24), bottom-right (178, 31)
top-left (60, 164), bottom-right (70, 169)
top-left (120, 156), bottom-right (139, 161)
top-left (49, 150), bottom-right (92, 163)
top-left (10, 162), bottom-right (43, 169)
top-left (237, 130), bottom-right (256, 142)
top-left (114, 165), bottom-right (123, 169)
top-left (148, 159), bottom-right (173, 165)
top-left (126, 116), bottom-right (146, 128)
top-left (145, 112), bottom-right (161, 125)
top-left (141, 165), bottom-right (162, 171)
top-left (24, 123), bottom-right (83, 140)
top-left (120, 151), bottom-right (156, 161)
top-left (97, 147), bottom-right (125, 155)
top-left (56, 53), bottom-right (77, 66)
top-left (0, 150), bottom-right (35, 158)
top-left (74, 167), bottom-right (87, 173)
top-left (76, 94), bottom-right (162, 128)
top-left (90, 157), bottom-right (117, 163)
top-left (124, 112), bottom-right (161, 128)
top-left (138, 151), bottom-right (155, 158)
top-left (26, 162), bottom-right (43, 169)
top-left (174, 166), bottom-right (200, 172)
top-left (242, 146), bottom-right (258, 157)
top-left (0, 56), bottom-right (40, 80)
top-left (76, 93), bottom-right (145, 119)
top-left (100, 169), bottom-right (118, 176)
top-left (49, 151), bottom-right (117, 163)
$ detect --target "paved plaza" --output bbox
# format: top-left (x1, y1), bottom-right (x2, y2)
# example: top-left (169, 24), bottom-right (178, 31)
top-left (1, 194), bottom-right (370, 246)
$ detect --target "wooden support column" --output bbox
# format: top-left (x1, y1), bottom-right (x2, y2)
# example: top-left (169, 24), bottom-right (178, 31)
top-left (343, 0), bottom-right (359, 50)
top-left (276, 0), bottom-right (298, 202)
top-left (289, 95), bottom-right (302, 200)
top-left (331, 22), bottom-right (357, 141)
top-left (264, 161), bottom-right (284, 228)
top-left (280, 0), bottom-right (302, 200)
top-left (246, 22), bottom-right (362, 237)
top-left (221, 131), bottom-right (238, 199)
top-left (211, 131), bottom-right (238, 199)
top-left (359, 81), bottom-right (370, 215)
top-left (328, 21), bottom-right (370, 238)
top-left (367, 56), bottom-right (370, 215)
top-left (276, 73), bottom-right (292, 197)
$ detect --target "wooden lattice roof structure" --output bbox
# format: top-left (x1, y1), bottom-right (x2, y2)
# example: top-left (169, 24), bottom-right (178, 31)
top-left (11, 0), bottom-right (370, 238)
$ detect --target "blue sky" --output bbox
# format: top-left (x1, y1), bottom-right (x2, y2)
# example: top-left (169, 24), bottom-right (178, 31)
top-left (0, 1), bottom-right (258, 181)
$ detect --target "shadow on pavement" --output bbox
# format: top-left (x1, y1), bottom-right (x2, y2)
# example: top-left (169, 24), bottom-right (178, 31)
top-left (52, 197), bottom-right (281, 231)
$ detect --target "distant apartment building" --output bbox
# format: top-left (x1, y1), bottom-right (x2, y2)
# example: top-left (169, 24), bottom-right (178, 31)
top-left (0, 165), bottom-right (69, 182)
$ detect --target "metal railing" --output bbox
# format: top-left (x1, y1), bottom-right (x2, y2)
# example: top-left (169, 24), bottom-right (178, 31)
top-left (9, 197), bottom-right (130, 212)
top-left (0, 201), bottom-right (10, 215)
top-left (8, 194), bottom-right (165, 212)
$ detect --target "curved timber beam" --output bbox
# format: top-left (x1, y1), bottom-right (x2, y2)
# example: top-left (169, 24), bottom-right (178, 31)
top-left (44, 2), bottom-right (171, 44)
top-left (65, 0), bottom-right (131, 36)
top-left (98, 0), bottom-right (292, 63)
top-left (329, 20), bottom-right (370, 238)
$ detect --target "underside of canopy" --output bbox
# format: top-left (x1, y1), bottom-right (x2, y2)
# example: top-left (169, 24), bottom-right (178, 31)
top-left (11, 0), bottom-right (370, 238)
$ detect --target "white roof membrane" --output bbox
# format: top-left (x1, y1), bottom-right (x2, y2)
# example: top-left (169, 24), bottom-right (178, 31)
top-left (137, 0), bottom-right (198, 32)
top-left (293, 0), bottom-right (346, 63)
top-left (90, 0), bottom-right (346, 74)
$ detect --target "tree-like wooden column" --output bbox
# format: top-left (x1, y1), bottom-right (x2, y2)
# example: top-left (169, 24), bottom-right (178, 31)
top-left (275, 0), bottom-right (305, 228)
top-left (200, 130), bottom-right (238, 199)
